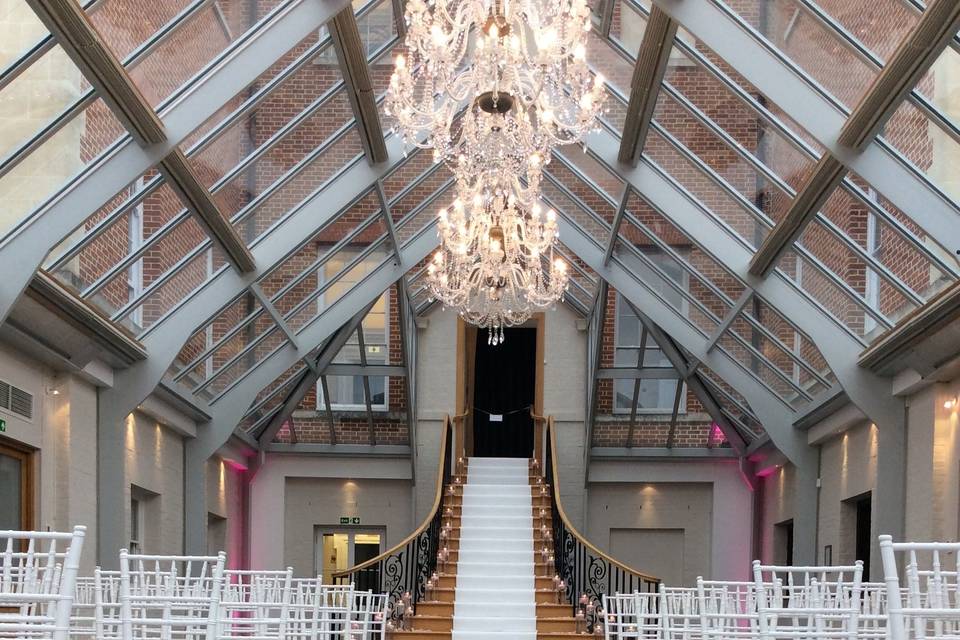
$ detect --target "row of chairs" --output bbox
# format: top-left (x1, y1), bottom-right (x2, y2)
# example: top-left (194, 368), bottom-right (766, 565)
top-left (603, 536), bottom-right (960, 640)
top-left (0, 527), bottom-right (388, 640)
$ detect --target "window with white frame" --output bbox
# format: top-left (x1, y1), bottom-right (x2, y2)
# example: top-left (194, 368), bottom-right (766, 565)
top-left (613, 249), bottom-right (687, 414)
top-left (316, 247), bottom-right (389, 411)
top-left (129, 494), bottom-right (143, 554)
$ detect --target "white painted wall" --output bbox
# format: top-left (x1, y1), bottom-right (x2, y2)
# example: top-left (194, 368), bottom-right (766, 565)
top-left (589, 458), bottom-right (754, 582)
top-left (248, 453), bottom-right (412, 573)
top-left (0, 342), bottom-right (100, 573)
top-left (123, 410), bottom-right (185, 557)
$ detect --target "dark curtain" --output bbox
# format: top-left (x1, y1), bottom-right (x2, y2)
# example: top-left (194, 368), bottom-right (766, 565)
top-left (472, 327), bottom-right (536, 458)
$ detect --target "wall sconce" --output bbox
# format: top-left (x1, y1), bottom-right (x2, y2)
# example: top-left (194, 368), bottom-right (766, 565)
top-left (945, 397), bottom-right (958, 410)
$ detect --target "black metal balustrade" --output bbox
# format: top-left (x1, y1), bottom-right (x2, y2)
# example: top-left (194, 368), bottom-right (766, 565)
top-left (541, 415), bottom-right (660, 631)
top-left (332, 415), bottom-right (454, 626)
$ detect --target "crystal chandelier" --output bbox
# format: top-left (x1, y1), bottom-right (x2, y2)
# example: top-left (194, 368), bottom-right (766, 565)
top-left (426, 186), bottom-right (569, 344)
top-left (385, 0), bottom-right (605, 206)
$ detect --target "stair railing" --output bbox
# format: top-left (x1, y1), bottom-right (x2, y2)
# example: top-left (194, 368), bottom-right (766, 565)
top-left (331, 414), bottom-right (456, 625)
top-left (542, 415), bottom-right (660, 630)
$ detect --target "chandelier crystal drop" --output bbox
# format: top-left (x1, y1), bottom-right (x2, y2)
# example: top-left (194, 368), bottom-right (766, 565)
top-left (426, 186), bottom-right (569, 343)
top-left (385, 0), bottom-right (605, 206)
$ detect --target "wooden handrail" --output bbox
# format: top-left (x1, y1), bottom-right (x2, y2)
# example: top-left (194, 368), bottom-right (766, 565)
top-left (544, 416), bottom-right (660, 584)
top-left (331, 415), bottom-right (452, 579)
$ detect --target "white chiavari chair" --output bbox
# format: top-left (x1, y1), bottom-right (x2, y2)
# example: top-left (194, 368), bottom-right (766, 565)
top-left (752, 561), bottom-right (863, 640)
top-left (0, 526), bottom-right (85, 640)
top-left (660, 586), bottom-right (702, 640)
top-left (349, 590), bottom-right (386, 640)
top-left (287, 580), bottom-right (353, 640)
top-left (602, 593), bottom-right (644, 640)
top-left (696, 579), bottom-right (759, 640)
top-left (117, 550), bottom-right (227, 640)
top-left (880, 536), bottom-right (960, 640)
top-left (854, 583), bottom-right (888, 640)
top-left (218, 569), bottom-right (294, 640)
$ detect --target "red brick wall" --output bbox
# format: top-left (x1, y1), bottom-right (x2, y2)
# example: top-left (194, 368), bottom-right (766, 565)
top-left (45, 0), bottom-right (949, 447)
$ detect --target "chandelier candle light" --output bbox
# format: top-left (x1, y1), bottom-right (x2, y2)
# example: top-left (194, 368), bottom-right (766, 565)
top-left (387, 0), bottom-right (604, 342)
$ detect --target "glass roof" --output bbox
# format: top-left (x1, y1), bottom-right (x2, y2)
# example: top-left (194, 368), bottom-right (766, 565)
top-left (3, 0), bottom-right (959, 457)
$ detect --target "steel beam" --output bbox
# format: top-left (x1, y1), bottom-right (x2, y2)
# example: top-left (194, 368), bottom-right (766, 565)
top-left (98, 131), bottom-right (404, 567)
top-left (839, 0), bottom-right (960, 150)
top-left (249, 284), bottom-right (300, 346)
top-left (582, 126), bottom-right (906, 557)
top-left (859, 280), bottom-right (960, 373)
top-left (748, 155), bottom-right (847, 277)
top-left (645, 0), bottom-right (957, 256)
top-left (330, 7), bottom-right (388, 163)
top-left (618, 6), bottom-right (677, 164)
top-left (558, 210), bottom-right (820, 563)
top-left (159, 150), bottom-right (256, 273)
top-left (0, 0), bottom-right (351, 328)
top-left (324, 363), bottom-right (407, 377)
top-left (629, 306), bottom-right (746, 455)
top-left (603, 187), bottom-right (631, 265)
top-left (596, 367), bottom-right (680, 379)
top-left (24, 0), bottom-right (165, 145)
top-left (706, 289), bottom-right (751, 353)
top-left (183, 228), bottom-right (435, 556)
top-left (256, 302), bottom-right (373, 446)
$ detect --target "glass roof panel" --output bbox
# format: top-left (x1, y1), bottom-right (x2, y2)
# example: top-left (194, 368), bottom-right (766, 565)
top-left (743, 296), bottom-right (835, 392)
top-left (240, 126), bottom-right (365, 242)
top-left (608, 0), bottom-right (648, 53)
top-left (796, 218), bottom-right (915, 325)
top-left (394, 182), bottom-right (453, 246)
top-left (716, 0), bottom-right (877, 111)
top-left (1, 1), bottom-right (51, 73)
top-left (813, 181), bottom-right (955, 322)
top-left (118, 243), bottom-right (229, 335)
top-left (881, 97), bottom-right (960, 206)
top-left (716, 327), bottom-right (808, 408)
top-left (86, 0), bottom-right (197, 62)
top-left (43, 174), bottom-right (207, 331)
top-left (183, 41), bottom-right (341, 195)
top-left (0, 92), bottom-right (126, 240)
top-left (652, 89), bottom-right (797, 229)
top-left (616, 208), bottom-right (745, 335)
top-left (912, 40), bottom-right (960, 134)
top-left (122, 0), bottom-right (289, 108)
top-left (237, 361), bottom-right (307, 433)
top-left (0, 44), bottom-right (86, 166)
top-left (644, 128), bottom-right (769, 248)
top-left (776, 247), bottom-right (884, 342)
top-left (256, 190), bottom-right (388, 330)
top-left (661, 45), bottom-right (821, 194)
top-left (800, 0), bottom-right (917, 64)
top-left (170, 290), bottom-right (262, 385)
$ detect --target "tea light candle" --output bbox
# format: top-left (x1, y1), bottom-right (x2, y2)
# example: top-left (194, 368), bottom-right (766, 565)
top-left (579, 593), bottom-right (589, 606)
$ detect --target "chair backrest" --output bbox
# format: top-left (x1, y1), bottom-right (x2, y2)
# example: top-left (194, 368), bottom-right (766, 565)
top-left (117, 550), bottom-right (226, 640)
top-left (659, 586), bottom-right (702, 640)
top-left (752, 561), bottom-right (863, 640)
top-left (695, 579), bottom-right (759, 640)
top-left (0, 526), bottom-right (85, 640)
top-left (218, 569), bottom-right (294, 640)
top-left (880, 535), bottom-right (960, 640)
top-left (287, 580), bottom-right (354, 640)
top-left (601, 593), bottom-right (641, 640)
top-left (350, 590), bottom-right (387, 640)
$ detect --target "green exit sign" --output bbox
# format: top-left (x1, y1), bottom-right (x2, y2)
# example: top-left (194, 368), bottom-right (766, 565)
top-left (339, 516), bottom-right (361, 525)
top-left (0, 418), bottom-right (6, 432)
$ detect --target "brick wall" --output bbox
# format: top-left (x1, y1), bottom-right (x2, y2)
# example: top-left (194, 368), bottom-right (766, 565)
top-left (24, 0), bottom-right (950, 447)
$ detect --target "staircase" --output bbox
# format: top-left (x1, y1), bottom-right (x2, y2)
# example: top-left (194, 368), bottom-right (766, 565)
top-left (394, 457), bottom-right (581, 640)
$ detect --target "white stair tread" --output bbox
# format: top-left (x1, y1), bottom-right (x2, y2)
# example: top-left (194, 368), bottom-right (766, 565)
top-left (453, 458), bottom-right (537, 636)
